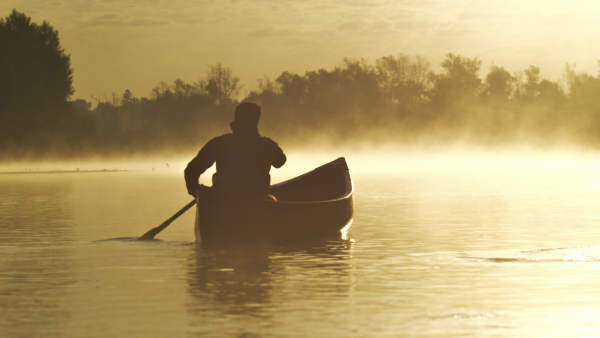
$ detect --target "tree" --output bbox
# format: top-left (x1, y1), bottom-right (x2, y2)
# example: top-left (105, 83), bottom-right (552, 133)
top-left (0, 10), bottom-right (73, 113)
top-left (430, 53), bottom-right (482, 111)
top-left (517, 65), bottom-right (541, 102)
top-left (375, 54), bottom-right (432, 108)
top-left (200, 64), bottom-right (241, 104)
top-left (0, 10), bottom-right (74, 152)
top-left (483, 66), bottom-right (514, 102)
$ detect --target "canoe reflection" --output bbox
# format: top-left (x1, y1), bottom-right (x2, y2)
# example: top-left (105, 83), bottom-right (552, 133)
top-left (185, 238), bottom-right (353, 319)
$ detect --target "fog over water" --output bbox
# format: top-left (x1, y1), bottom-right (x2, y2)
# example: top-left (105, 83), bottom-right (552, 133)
top-left (3, 147), bottom-right (600, 177)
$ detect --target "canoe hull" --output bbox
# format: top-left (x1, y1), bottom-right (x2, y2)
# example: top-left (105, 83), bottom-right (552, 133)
top-left (195, 157), bottom-right (354, 243)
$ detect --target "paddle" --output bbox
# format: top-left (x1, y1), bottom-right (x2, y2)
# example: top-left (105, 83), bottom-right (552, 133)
top-left (138, 199), bottom-right (197, 240)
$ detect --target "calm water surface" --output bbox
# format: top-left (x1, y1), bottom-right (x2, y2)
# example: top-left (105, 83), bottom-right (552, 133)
top-left (2, 161), bottom-right (600, 337)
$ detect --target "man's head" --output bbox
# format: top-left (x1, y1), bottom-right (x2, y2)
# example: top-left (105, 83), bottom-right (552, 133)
top-left (231, 102), bottom-right (261, 134)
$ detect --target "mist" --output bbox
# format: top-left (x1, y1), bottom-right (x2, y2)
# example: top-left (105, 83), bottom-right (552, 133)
top-left (4, 10), bottom-right (600, 165)
top-left (3, 54), bottom-right (600, 161)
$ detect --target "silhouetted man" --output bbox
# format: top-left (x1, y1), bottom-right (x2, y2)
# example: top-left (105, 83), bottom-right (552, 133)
top-left (184, 102), bottom-right (286, 200)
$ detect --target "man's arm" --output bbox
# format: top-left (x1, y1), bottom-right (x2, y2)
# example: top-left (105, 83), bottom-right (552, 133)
top-left (184, 138), bottom-right (218, 196)
top-left (269, 139), bottom-right (286, 168)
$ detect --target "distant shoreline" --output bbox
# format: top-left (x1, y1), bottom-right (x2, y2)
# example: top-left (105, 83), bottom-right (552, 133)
top-left (0, 169), bottom-right (129, 175)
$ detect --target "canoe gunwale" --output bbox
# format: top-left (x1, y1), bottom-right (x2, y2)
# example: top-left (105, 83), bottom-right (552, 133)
top-left (268, 157), bottom-right (353, 205)
top-left (274, 192), bottom-right (352, 205)
top-left (272, 174), bottom-right (353, 205)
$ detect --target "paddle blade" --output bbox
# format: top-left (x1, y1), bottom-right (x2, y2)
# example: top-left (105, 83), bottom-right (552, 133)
top-left (138, 199), bottom-right (197, 240)
top-left (138, 227), bottom-right (162, 241)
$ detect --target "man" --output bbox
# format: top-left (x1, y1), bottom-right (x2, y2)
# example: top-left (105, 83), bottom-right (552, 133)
top-left (184, 102), bottom-right (286, 200)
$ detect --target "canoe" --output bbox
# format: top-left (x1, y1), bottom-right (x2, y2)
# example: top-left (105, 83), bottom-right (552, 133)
top-left (194, 157), bottom-right (354, 243)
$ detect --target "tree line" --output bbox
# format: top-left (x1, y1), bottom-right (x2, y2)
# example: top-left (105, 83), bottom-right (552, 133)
top-left (2, 10), bottom-right (600, 160)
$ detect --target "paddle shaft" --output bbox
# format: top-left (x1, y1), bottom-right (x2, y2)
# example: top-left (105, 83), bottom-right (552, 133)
top-left (138, 199), bottom-right (197, 240)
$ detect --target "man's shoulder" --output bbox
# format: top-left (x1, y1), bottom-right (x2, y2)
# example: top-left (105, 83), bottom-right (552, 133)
top-left (260, 136), bottom-right (285, 154)
top-left (259, 135), bottom-right (279, 145)
top-left (200, 134), bottom-right (232, 152)
top-left (259, 136), bottom-right (282, 148)
top-left (208, 133), bottom-right (233, 143)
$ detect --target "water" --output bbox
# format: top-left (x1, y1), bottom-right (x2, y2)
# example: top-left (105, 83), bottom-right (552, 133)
top-left (3, 160), bottom-right (600, 337)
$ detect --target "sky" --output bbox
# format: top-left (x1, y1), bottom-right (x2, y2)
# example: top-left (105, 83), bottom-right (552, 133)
top-left (3, 0), bottom-right (600, 101)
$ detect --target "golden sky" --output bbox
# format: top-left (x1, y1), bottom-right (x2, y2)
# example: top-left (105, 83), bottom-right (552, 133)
top-left (3, 0), bottom-right (600, 101)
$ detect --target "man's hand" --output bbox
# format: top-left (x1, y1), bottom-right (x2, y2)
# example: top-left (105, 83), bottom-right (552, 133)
top-left (187, 183), bottom-right (198, 197)
top-left (188, 183), bottom-right (210, 197)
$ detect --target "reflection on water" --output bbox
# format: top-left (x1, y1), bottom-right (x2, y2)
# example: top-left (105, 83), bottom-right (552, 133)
top-left (461, 245), bottom-right (600, 263)
top-left (187, 244), bottom-right (276, 318)
top-left (0, 177), bottom-right (75, 337)
top-left (185, 240), bottom-right (353, 336)
top-left (0, 177), bottom-right (73, 245)
top-left (3, 165), bottom-right (600, 336)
